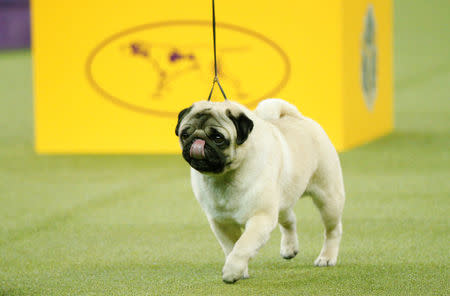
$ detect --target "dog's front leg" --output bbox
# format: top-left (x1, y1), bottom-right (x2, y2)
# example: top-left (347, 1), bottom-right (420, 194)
top-left (222, 213), bottom-right (277, 283)
top-left (208, 219), bottom-right (249, 279)
top-left (208, 218), bottom-right (242, 256)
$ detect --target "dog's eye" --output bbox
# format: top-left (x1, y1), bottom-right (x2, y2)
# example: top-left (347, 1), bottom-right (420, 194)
top-left (181, 131), bottom-right (189, 140)
top-left (212, 133), bottom-right (225, 145)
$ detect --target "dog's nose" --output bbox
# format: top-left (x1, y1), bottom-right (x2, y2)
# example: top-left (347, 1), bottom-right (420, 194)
top-left (190, 139), bottom-right (206, 159)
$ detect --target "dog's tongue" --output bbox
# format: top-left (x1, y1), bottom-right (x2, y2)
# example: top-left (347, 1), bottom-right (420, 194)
top-left (190, 139), bottom-right (206, 159)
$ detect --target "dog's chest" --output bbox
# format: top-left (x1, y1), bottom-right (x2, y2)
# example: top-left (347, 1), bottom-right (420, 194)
top-left (197, 185), bottom-right (250, 224)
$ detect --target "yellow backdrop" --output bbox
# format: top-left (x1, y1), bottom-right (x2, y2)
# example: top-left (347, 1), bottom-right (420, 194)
top-left (33, 0), bottom-right (392, 153)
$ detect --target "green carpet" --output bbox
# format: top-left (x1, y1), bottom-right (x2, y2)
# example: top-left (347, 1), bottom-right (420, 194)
top-left (0, 0), bottom-right (449, 295)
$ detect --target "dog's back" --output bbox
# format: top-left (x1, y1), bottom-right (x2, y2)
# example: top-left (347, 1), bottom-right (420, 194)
top-left (254, 98), bottom-right (344, 208)
top-left (255, 98), bottom-right (304, 121)
top-left (254, 99), bottom-right (335, 160)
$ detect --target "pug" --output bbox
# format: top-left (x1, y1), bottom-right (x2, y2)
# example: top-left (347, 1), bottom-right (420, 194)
top-left (175, 98), bottom-right (345, 283)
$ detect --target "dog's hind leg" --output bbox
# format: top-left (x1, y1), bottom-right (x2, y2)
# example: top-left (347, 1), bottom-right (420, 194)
top-left (278, 208), bottom-right (299, 259)
top-left (310, 186), bottom-right (345, 267)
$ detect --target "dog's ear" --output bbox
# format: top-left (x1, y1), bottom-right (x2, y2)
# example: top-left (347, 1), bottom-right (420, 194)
top-left (175, 106), bottom-right (193, 136)
top-left (226, 109), bottom-right (254, 145)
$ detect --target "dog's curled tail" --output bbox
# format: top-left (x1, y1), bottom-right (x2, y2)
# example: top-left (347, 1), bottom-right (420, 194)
top-left (255, 98), bottom-right (304, 121)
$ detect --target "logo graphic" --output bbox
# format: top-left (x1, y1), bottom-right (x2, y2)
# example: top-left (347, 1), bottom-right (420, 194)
top-left (86, 21), bottom-right (290, 117)
top-left (361, 5), bottom-right (377, 111)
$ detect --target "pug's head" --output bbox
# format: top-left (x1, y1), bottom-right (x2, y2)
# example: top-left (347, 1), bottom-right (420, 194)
top-left (175, 101), bottom-right (254, 174)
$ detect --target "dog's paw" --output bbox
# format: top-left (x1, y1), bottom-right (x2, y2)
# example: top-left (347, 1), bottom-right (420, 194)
top-left (243, 266), bottom-right (250, 279)
top-left (222, 256), bottom-right (247, 284)
top-left (280, 246), bottom-right (298, 260)
top-left (281, 249), bottom-right (298, 260)
top-left (222, 268), bottom-right (243, 284)
top-left (314, 255), bottom-right (337, 267)
top-left (280, 236), bottom-right (299, 260)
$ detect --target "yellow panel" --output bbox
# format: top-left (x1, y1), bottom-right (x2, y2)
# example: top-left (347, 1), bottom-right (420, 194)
top-left (32, 0), bottom-right (391, 153)
top-left (341, 0), bottom-right (393, 150)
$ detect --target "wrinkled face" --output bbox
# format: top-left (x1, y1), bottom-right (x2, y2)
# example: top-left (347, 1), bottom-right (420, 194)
top-left (175, 102), bottom-right (253, 174)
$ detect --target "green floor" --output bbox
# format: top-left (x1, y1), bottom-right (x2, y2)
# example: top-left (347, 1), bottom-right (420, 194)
top-left (0, 0), bottom-right (449, 295)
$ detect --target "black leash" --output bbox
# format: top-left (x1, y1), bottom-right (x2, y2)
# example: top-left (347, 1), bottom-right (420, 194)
top-left (207, 0), bottom-right (228, 101)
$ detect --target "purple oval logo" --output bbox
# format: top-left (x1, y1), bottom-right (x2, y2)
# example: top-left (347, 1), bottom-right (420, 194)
top-left (86, 21), bottom-right (290, 116)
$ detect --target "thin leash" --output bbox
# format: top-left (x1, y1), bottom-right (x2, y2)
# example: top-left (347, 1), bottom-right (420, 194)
top-left (207, 0), bottom-right (228, 101)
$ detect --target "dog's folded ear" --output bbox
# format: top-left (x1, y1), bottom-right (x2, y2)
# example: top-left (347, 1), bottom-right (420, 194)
top-left (175, 106), bottom-right (193, 136)
top-left (226, 110), bottom-right (254, 145)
